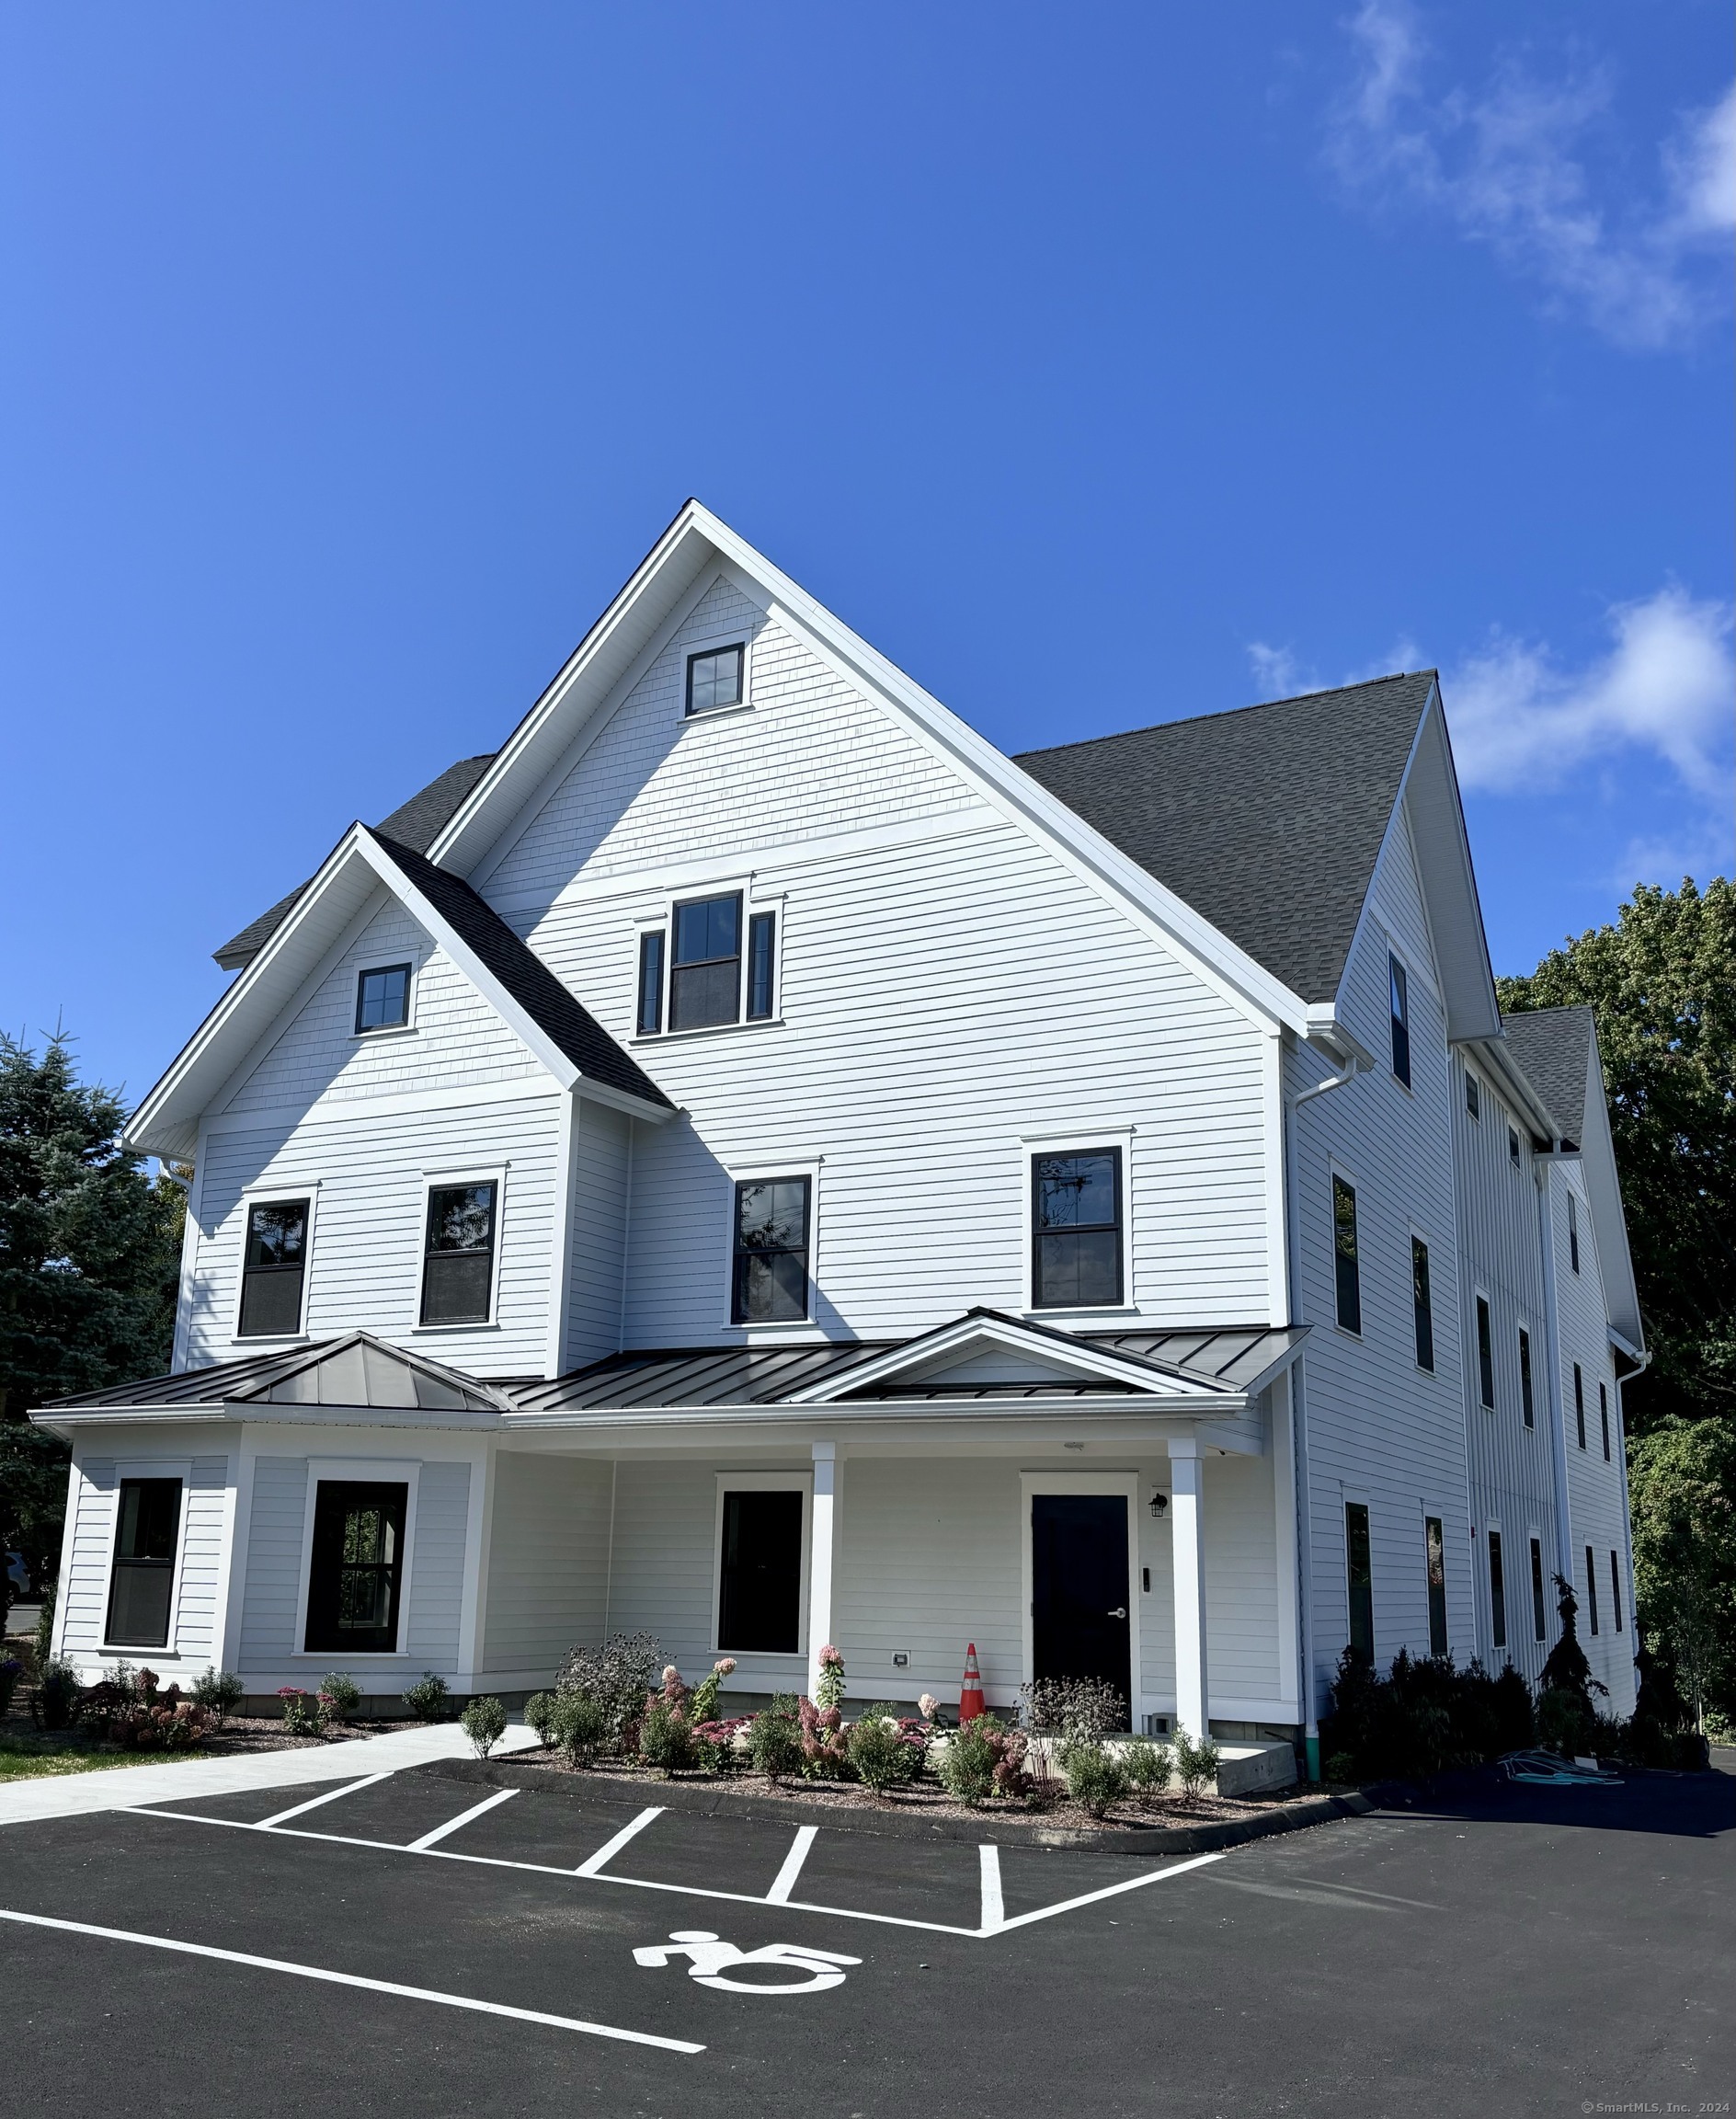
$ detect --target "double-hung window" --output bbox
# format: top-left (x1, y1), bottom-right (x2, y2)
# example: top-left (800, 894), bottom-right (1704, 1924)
top-left (1518, 1326), bottom-right (1535, 1427)
top-left (1411, 1238), bottom-right (1434, 1370)
top-left (1332, 1176), bottom-right (1361, 1334)
top-left (238, 1198), bottom-right (311, 1338)
top-left (1032, 1151), bottom-right (1124, 1309)
top-left (1388, 955), bottom-right (1411, 1086)
top-left (639, 893), bottom-right (778, 1035)
top-left (686, 642), bottom-right (745, 716)
top-left (106, 1478), bottom-right (181, 1648)
top-left (420, 1182), bottom-right (497, 1325)
top-left (303, 1481), bottom-right (408, 1654)
top-left (732, 1177), bottom-right (811, 1324)
top-left (355, 963), bottom-right (411, 1033)
top-left (1476, 1296), bottom-right (1494, 1409)
top-left (1424, 1516), bottom-right (1447, 1655)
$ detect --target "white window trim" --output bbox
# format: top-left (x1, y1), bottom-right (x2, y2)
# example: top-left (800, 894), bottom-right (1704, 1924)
top-left (1408, 1223), bottom-right (1436, 1373)
top-left (1342, 1489), bottom-right (1375, 1665)
top-left (97, 1457), bottom-right (194, 1659)
top-left (1463, 1063), bottom-right (1483, 1122)
top-left (1516, 1315), bottom-right (1536, 1428)
top-left (1387, 947), bottom-right (1414, 1094)
top-left (1485, 1517), bottom-right (1510, 1654)
top-left (680, 625), bottom-right (756, 722)
top-left (1020, 1127), bottom-right (1136, 1318)
top-left (1419, 1499), bottom-right (1450, 1655)
top-left (720, 1156), bottom-right (823, 1334)
top-left (351, 954), bottom-right (420, 1040)
top-left (1018, 1471), bottom-right (1142, 1716)
top-left (629, 878), bottom-right (785, 1043)
top-left (711, 1470), bottom-right (812, 1678)
top-left (1526, 1526), bottom-right (1548, 1645)
top-left (230, 1180), bottom-right (321, 1346)
top-left (412, 1164), bottom-right (508, 1334)
top-left (291, 1458), bottom-right (423, 1662)
top-left (1471, 1284), bottom-right (1496, 1410)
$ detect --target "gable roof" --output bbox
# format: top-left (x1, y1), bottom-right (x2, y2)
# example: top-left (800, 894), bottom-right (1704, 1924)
top-left (1014, 674), bottom-right (1436, 1004)
top-left (1500, 1005), bottom-right (1596, 1147)
top-left (214, 754), bottom-right (496, 970)
top-left (128, 822), bottom-right (671, 1160)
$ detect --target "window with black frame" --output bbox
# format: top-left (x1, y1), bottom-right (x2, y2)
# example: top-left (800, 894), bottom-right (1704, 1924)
top-left (716, 1488), bottom-right (803, 1653)
top-left (1032, 1150), bottom-right (1123, 1309)
top-left (670, 894), bottom-right (741, 1030)
top-left (1489, 1529), bottom-right (1507, 1648)
top-left (732, 1177), bottom-right (811, 1324)
top-left (686, 643), bottom-right (744, 716)
top-left (303, 1481), bottom-right (408, 1654)
top-left (1411, 1237), bottom-right (1433, 1369)
top-left (1345, 1501), bottom-right (1374, 1662)
top-left (1529, 1537), bottom-right (1548, 1642)
top-left (1332, 1176), bottom-right (1361, 1334)
top-left (106, 1478), bottom-right (181, 1647)
top-left (238, 1198), bottom-right (311, 1337)
top-left (1519, 1326), bottom-right (1535, 1427)
top-left (1476, 1296), bottom-right (1495, 1408)
top-left (355, 963), bottom-right (411, 1033)
top-left (1424, 1515), bottom-right (1447, 1655)
top-left (1388, 955), bottom-right (1410, 1086)
top-left (420, 1182), bottom-right (497, 1325)
top-left (636, 930), bottom-right (665, 1036)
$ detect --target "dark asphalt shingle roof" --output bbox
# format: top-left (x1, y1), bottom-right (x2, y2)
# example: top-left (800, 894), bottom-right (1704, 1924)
top-left (213, 754), bottom-right (497, 968)
top-left (1015, 672), bottom-right (1437, 1003)
top-left (1500, 1005), bottom-right (1597, 1147)
top-left (367, 830), bottom-right (671, 1110)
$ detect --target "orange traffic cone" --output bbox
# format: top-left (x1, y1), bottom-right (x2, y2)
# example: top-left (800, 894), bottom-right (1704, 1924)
top-left (958, 1643), bottom-right (986, 1724)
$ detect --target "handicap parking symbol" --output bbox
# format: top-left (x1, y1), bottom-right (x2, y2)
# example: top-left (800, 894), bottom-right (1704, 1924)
top-left (634, 1930), bottom-right (862, 1995)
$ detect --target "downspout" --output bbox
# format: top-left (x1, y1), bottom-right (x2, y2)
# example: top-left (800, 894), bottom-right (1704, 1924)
top-left (1284, 1041), bottom-right (1365, 1781)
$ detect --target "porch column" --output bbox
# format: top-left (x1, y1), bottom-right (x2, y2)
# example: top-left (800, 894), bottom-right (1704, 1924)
top-left (1168, 1436), bottom-right (1210, 1741)
top-left (807, 1441), bottom-right (838, 1701)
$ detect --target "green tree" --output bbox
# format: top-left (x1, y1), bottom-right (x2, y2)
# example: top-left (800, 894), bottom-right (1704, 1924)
top-left (1628, 1416), bottom-right (1736, 1730)
top-left (0, 1032), bottom-right (184, 1620)
top-left (1497, 877), bottom-right (1736, 1432)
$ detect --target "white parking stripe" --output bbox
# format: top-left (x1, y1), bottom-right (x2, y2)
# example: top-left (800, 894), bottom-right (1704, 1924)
top-left (0, 1906), bottom-right (704, 2052)
top-left (977, 1845), bottom-right (1005, 1935)
top-left (407, 1788), bottom-right (519, 1851)
top-left (256, 1773), bottom-right (395, 1828)
top-left (575, 1805), bottom-right (665, 1877)
top-left (765, 1826), bottom-right (818, 1905)
top-left (991, 1849), bottom-right (1225, 1931)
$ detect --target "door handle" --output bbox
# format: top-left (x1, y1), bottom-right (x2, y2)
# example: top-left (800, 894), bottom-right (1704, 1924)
top-left (1106, 1606), bottom-right (1127, 1620)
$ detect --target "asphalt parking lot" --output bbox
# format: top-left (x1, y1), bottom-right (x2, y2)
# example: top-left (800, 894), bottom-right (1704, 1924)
top-left (2, 1758), bottom-right (1730, 2117)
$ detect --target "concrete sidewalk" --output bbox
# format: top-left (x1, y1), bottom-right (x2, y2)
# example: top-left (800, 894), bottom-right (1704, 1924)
top-left (0, 1720), bottom-right (542, 1827)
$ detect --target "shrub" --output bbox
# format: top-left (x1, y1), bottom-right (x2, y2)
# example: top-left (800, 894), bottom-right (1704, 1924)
top-left (1172, 1729), bottom-right (1219, 1800)
top-left (638, 1700), bottom-right (695, 1775)
top-left (554, 1690), bottom-right (612, 1766)
top-left (79, 1666), bottom-right (213, 1750)
top-left (556, 1632), bottom-right (662, 1742)
top-left (796, 1695), bottom-right (850, 1779)
top-left (935, 1713), bottom-right (1019, 1807)
top-left (279, 1687), bottom-right (326, 1738)
top-left (33, 1656), bottom-right (80, 1731)
top-left (847, 1708), bottom-right (925, 1794)
top-left (525, 1691), bottom-right (558, 1747)
top-left (1122, 1736), bottom-right (1172, 1805)
top-left (32, 1586), bottom-right (56, 1676)
top-left (403, 1671), bottom-right (451, 1722)
top-left (462, 1695), bottom-right (508, 1758)
top-left (1321, 1646), bottom-right (1543, 1781)
top-left (690, 1657), bottom-right (736, 1725)
top-left (191, 1667), bottom-right (246, 1726)
top-left (0, 1655), bottom-right (24, 1716)
top-left (320, 1671), bottom-right (363, 1724)
top-left (1021, 1676), bottom-right (1126, 1744)
top-left (1323, 1751), bottom-right (1357, 1784)
top-left (1536, 1685), bottom-right (1594, 1758)
top-left (693, 1716), bottom-right (751, 1774)
top-left (748, 1701), bottom-right (804, 1781)
top-left (1065, 1740), bottom-right (1130, 1819)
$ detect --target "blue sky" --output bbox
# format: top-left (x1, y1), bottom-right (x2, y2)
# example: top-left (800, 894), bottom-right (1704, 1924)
top-left (2, 2), bottom-right (1730, 1107)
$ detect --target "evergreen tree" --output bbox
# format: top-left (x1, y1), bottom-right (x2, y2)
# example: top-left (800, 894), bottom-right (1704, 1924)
top-left (0, 1032), bottom-right (184, 1619)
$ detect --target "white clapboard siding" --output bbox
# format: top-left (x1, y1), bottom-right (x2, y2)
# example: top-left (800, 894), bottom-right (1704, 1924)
top-left (237, 1455), bottom-right (310, 1671)
top-left (1550, 1158), bottom-right (1636, 1712)
top-left (174, 1454), bottom-right (232, 1666)
top-left (56, 1439), bottom-right (233, 1672)
top-left (602, 1458), bottom-right (734, 1680)
top-left (479, 577), bottom-right (982, 904)
top-left (1290, 808), bottom-right (1475, 1704)
top-left (565, 1101), bottom-right (633, 1369)
top-left (186, 1092), bottom-right (563, 1374)
top-left (1453, 1046), bottom-right (1563, 1689)
top-left (219, 894), bottom-right (542, 1117)
top-left (58, 1456), bottom-right (121, 1658)
top-left (404, 1460), bottom-right (471, 1670)
top-left (480, 1451), bottom-right (613, 1685)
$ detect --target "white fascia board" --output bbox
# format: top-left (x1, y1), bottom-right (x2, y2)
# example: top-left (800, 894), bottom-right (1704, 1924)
top-left (427, 500), bottom-right (1310, 1037)
top-left (1577, 1039), bottom-right (1644, 1351)
top-left (786, 1314), bottom-right (1224, 1403)
top-left (493, 1394), bottom-right (1250, 1437)
top-left (31, 1400), bottom-right (505, 1439)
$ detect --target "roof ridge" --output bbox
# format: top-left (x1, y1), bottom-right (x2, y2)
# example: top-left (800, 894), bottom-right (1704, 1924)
top-left (1012, 670), bottom-right (1436, 761)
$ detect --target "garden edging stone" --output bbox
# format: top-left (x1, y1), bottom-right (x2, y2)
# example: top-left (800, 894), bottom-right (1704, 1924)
top-left (425, 1752), bottom-right (1375, 1857)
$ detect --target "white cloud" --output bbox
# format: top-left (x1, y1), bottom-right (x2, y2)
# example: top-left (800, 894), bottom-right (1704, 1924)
top-left (1328, 5), bottom-right (1735, 349)
top-left (1247, 641), bottom-right (1305, 696)
top-left (1445, 586), bottom-right (1734, 799)
top-left (1245, 636), bottom-right (1421, 699)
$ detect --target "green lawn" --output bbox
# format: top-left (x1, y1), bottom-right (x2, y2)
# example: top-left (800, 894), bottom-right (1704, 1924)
top-left (0, 1735), bottom-right (194, 1781)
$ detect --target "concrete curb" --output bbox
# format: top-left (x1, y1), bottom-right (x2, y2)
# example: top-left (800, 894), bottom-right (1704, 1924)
top-left (422, 1751), bottom-right (1375, 1858)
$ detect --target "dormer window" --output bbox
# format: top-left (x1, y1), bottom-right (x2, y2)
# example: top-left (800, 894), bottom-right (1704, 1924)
top-left (1388, 955), bottom-right (1410, 1087)
top-left (355, 963), bottom-right (411, 1034)
top-left (686, 643), bottom-right (745, 716)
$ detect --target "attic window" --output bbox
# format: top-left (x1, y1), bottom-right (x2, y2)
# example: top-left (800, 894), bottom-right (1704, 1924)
top-left (1508, 1124), bottom-right (1522, 1169)
top-left (1465, 1072), bottom-right (1480, 1121)
top-left (1388, 955), bottom-right (1410, 1087)
top-left (356, 963), bottom-right (411, 1034)
top-left (1568, 1192), bottom-right (1581, 1274)
top-left (686, 644), bottom-right (745, 716)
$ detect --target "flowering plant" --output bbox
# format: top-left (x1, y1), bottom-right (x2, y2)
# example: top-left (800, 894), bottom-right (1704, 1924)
top-left (918, 1692), bottom-right (942, 1726)
top-left (278, 1686), bottom-right (327, 1738)
top-left (692, 1714), bottom-right (751, 1774)
top-left (813, 1644), bottom-right (846, 1714)
top-left (691, 1656), bottom-right (736, 1724)
top-left (797, 1694), bottom-right (850, 1778)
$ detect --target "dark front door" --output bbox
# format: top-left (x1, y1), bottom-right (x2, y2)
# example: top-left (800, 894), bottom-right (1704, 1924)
top-left (1031, 1493), bottom-right (1132, 1720)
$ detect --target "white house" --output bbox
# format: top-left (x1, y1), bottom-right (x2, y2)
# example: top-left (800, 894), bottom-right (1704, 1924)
top-left (34, 500), bottom-right (1644, 1772)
